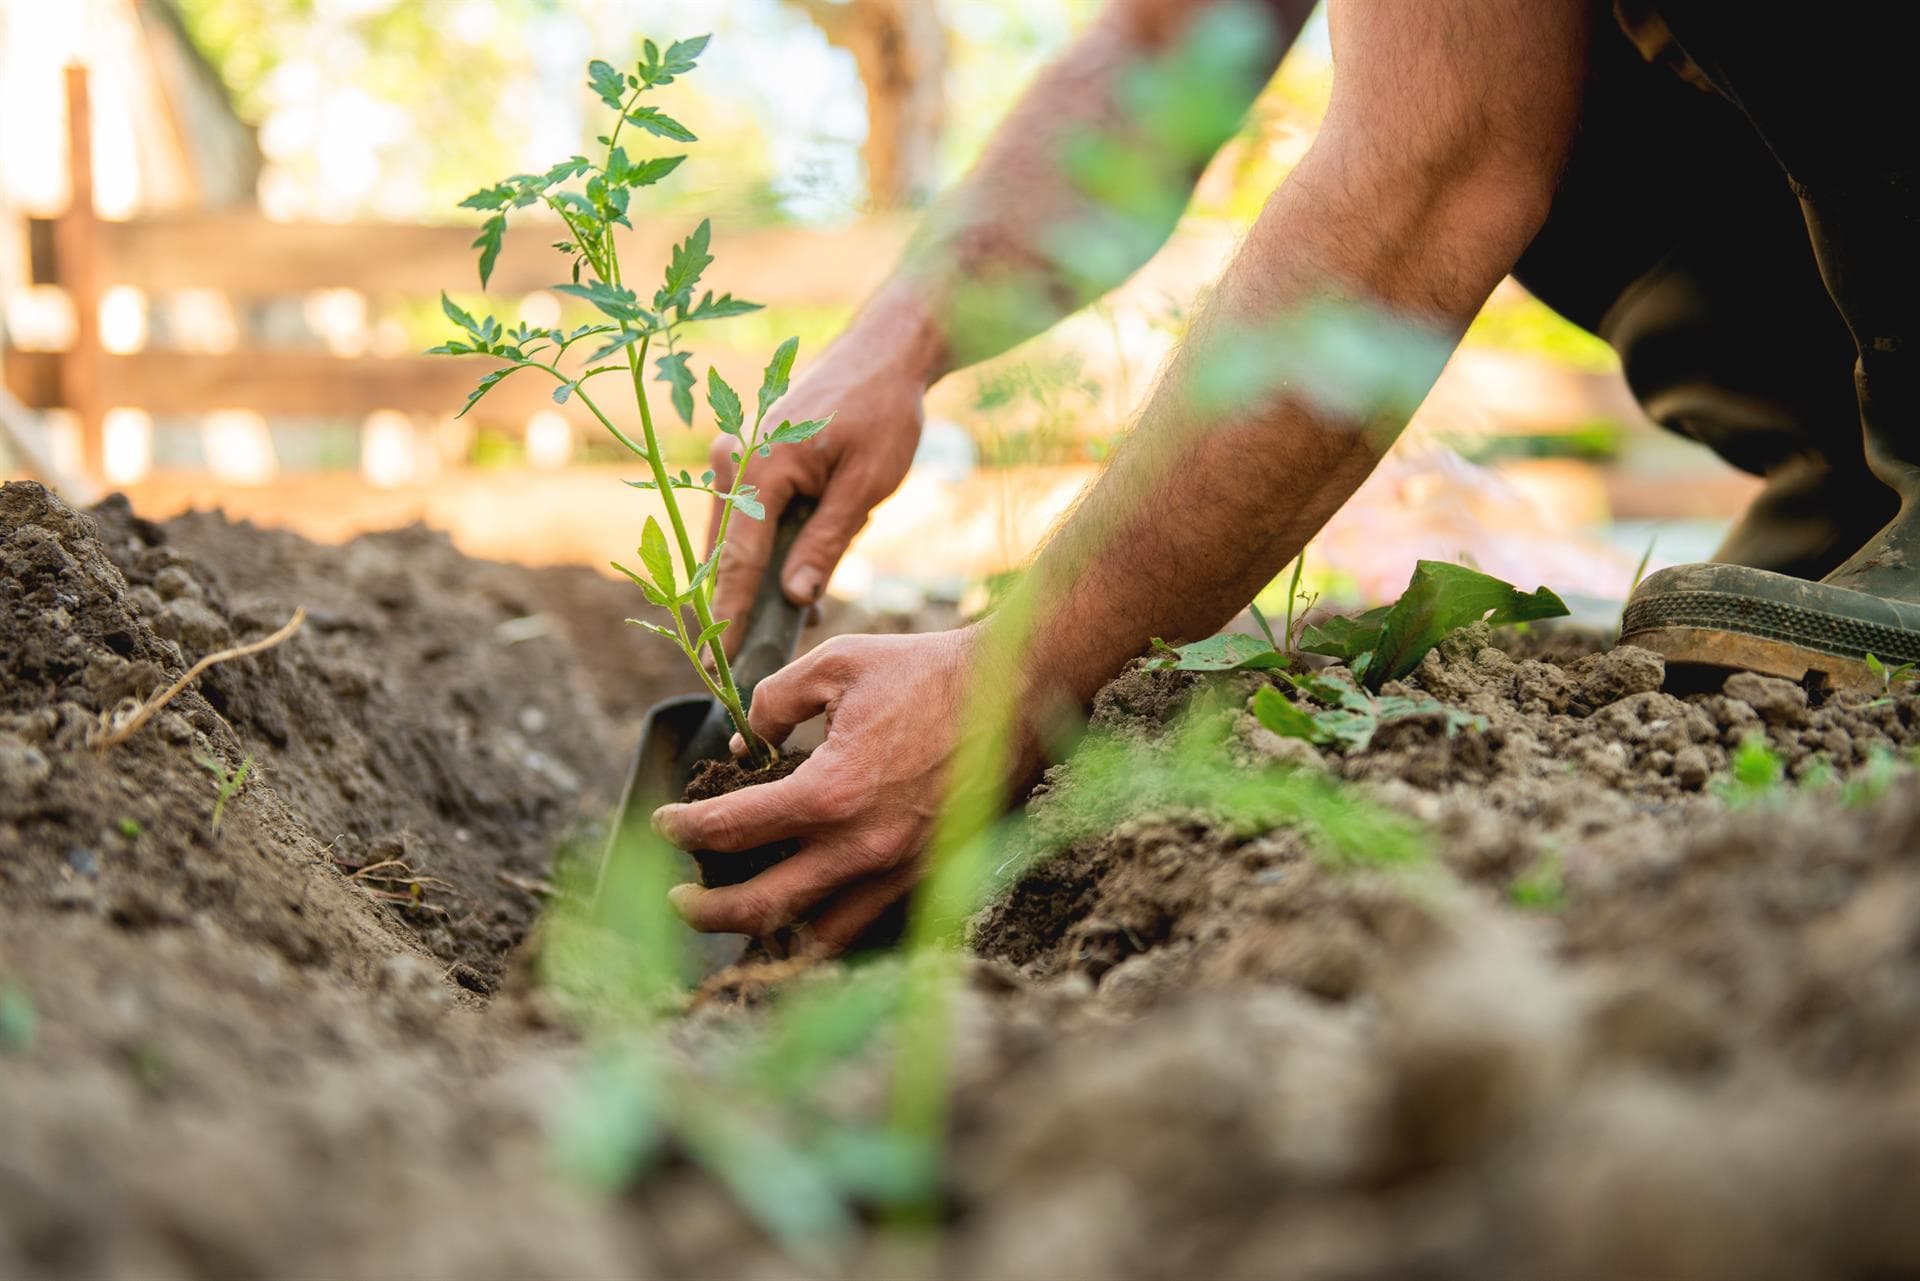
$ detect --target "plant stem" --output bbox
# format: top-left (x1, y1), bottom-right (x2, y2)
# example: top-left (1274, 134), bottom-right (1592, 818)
top-left (625, 335), bottom-right (767, 764)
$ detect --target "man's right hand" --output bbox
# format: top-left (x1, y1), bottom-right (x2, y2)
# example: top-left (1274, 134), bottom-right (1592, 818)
top-left (705, 312), bottom-right (935, 649)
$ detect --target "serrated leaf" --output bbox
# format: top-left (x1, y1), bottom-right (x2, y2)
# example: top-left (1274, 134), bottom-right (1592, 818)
top-left (625, 106), bottom-right (696, 143)
top-left (707, 367), bottom-right (743, 437)
top-left (457, 364), bottom-right (527, 419)
top-left (685, 290), bottom-right (762, 323)
top-left (659, 219), bottom-right (714, 314)
top-left (758, 336), bottom-right (799, 422)
top-left (766, 415), bottom-right (831, 447)
top-left (588, 59), bottom-right (627, 108)
top-left (654, 351), bottom-right (695, 426)
top-left (640, 517), bottom-right (675, 598)
top-left (545, 155), bottom-right (592, 186)
top-left (624, 155), bottom-right (685, 189)
top-left (1152, 632), bottom-right (1288, 672)
top-left (662, 34), bottom-right (710, 74)
top-left (472, 215), bottom-right (506, 289)
top-left (554, 280), bottom-right (649, 324)
top-left (726, 487), bottom-right (765, 521)
top-left (459, 182), bottom-right (513, 211)
top-left (585, 330), bottom-right (646, 363)
top-left (1252, 686), bottom-right (1328, 744)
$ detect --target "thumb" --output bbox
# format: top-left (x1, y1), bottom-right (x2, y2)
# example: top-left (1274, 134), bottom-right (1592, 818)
top-left (782, 480), bottom-right (873, 607)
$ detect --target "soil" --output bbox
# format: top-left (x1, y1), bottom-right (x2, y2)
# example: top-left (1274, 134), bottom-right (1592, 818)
top-left (7, 477), bottom-right (1920, 1281)
top-left (682, 749), bottom-right (811, 888)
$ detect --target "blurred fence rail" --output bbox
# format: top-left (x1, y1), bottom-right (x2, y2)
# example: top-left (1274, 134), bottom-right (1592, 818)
top-left (2, 68), bottom-right (910, 485)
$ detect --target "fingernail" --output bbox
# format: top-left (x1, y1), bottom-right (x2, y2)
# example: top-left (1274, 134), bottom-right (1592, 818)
top-left (650, 804), bottom-right (678, 837)
top-left (666, 883), bottom-right (700, 915)
top-left (729, 733), bottom-right (746, 757)
top-left (787, 566), bottom-right (823, 604)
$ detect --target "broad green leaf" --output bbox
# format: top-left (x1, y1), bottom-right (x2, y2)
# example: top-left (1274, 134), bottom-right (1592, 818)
top-left (626, 106), bottom-right (696, 143)
top-left (655, 351), bottom-right (696, 426)
top-left (758, 336), bottom-right (799, 422)
top-left (1252, 686), bottom-right (1327, 744)
top-left (707, 367), bottom-right (743, 436)
top-left (472, 214), bottom-right (506, 289)
top-left (1365, 561), bottom-right (1568, 688)
top-left (1152, 632), bottom-right (1288, 672)
top-left (640, 517), bottom-right (676, 598)
top-left (766, 415), bottom-right (831, 447)
top-left (1298, 606), bottom-right (1391, 667)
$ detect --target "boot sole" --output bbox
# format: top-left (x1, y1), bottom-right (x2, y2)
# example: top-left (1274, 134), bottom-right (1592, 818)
top-left (1621, 562), bottom-right (1920, 693)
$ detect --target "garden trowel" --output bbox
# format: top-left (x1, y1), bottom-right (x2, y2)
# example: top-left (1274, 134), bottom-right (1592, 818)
top-left (594, 498), bottom-right (816, 966)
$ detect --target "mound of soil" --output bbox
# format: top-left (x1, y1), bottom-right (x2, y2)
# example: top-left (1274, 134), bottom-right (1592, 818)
top-left (9, 477), bottom-right (1920, 1281)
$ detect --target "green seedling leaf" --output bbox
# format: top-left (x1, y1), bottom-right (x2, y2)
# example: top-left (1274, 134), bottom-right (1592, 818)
top-left (440, 291), bottom-right (481, 337)
top-left (585, 330), bottom-right (645, 363)
top-left (457, 365), bottom-right (528, 418)
top-left (655, 351), bottom-right (696, 426)
top-left (707, 367), bottom-right (744, 437)
top-left (1298, 605), bottom-right (1391, 672)
top-left (640, 516), bottom-right (676, 598)
top-left (546, 155), bottom-right (593, 185)
top-left (626, 618), bottom-right (675, 640)
top-left (693, 619), bottom-right (730, 651)
top-left (766, 415), bottom-right (832, 447)
top-left (658, 34), bottom-right (711, 81)
top-left (685, 291), bottom-right (762, 322)
top-left (1508, 851), bottom-right (1567, 911)
top-left (758, 336), bottom-right (799, 422)
top-left (626, 106), bottom-right (697, 143)
top-left (612, 561), bottom-right (670, 608)
top-left (587, 58), bottom-right (628, 109)
top-left (472, 214), bottom-right (506, 288)
top-left (1247, 600), bottom-right (1279, 649)
top-left (1714, 734), bottom-right (1784, 806)
top-left (1252, 685), bottom-right (1328, 743)
top-left (619, 154), bottom-right (686, 189)
top-left (555, 280), bottom-right (650, 325)
top-left (1151, 632), bottom-right (1288, 672)
top-left (660, 219), bottom-right (714, 313)
top-left (0, 986), bottom-right (35, 1055)
top-left (724, 487), bottom-right (765, 521)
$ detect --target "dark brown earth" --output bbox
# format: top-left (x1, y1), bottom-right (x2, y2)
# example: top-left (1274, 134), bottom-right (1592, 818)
top-left (6, 478), bottom-right (1920, 1281)
top-left (683, 748), bottom-right (811, 888)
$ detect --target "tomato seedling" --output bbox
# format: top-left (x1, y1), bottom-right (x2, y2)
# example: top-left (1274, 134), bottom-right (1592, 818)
top-left (432, 36), bottom-right (828, 764)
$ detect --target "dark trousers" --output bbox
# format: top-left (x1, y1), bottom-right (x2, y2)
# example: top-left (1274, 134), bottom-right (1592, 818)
top-left (1513, 2), bottom-right (1916, 578)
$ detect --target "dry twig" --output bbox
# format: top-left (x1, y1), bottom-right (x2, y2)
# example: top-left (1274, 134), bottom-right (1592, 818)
top-left (92, 608), bottom-right (306, 750)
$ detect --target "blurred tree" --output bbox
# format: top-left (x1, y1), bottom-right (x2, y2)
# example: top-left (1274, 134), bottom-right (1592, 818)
top-left (785, 0), bottom-right (946, 208)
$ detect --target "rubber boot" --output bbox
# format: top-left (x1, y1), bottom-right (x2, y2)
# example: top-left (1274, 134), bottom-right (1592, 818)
top-left (1625, 173), bottom-right (1920, 689)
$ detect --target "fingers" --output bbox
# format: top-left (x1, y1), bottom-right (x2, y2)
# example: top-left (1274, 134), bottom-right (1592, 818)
top-left (744, 638), bottom-right (855, 744)
top-left (666, 837), bottom-right (887, 936)
top-left (653, 768), bottom-right (825, 853)
top-left (805, 864), bottom-right (917, 955)
top-left (781, 475), bottom-right (872, 607)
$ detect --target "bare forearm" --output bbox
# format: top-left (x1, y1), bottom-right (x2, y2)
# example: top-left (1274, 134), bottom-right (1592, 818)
top-left (852, 0), bottom-right (1311, 387)
top-left (1004, 0), bottom-right (1589, 722)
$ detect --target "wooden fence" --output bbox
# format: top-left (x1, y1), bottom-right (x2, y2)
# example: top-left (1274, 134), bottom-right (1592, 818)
top-left (3, 68), bottom-right (909, 484)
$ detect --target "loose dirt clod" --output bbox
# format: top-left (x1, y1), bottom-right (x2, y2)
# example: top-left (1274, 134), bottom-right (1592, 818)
top-left (681, 749), bottom-right (811, 887)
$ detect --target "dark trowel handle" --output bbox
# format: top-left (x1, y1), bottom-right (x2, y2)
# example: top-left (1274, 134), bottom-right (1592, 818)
top-left (678, 496), bottom-right (818, 767)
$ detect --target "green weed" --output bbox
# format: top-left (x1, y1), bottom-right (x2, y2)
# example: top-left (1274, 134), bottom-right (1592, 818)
top-left (1252, 671), bottom-right (1483, 753)
top-left (193, 753), bottom-right (253, 837)
top-left (1507, 850), bottom-right (1568, 912)
top-left (1713, 736), bottom-right (1785, 806)
top-left (1864, 652), bottom-right (1917, 707)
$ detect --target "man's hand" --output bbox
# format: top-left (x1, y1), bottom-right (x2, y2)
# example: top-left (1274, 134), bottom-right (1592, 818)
top-left (705, 299), bottom-right (937, 650)
top-left (653, 627), bottom-right (976, 952)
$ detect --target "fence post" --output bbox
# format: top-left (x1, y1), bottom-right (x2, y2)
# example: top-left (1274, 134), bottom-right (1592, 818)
top-left (57, 65), bottom-right (104, 482)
